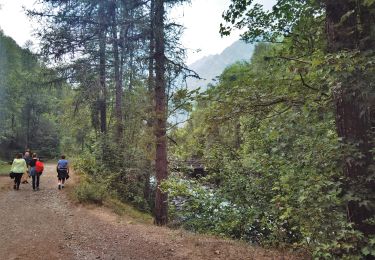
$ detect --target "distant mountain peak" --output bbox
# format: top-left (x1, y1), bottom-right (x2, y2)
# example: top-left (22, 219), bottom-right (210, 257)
top-left (187, 40), bottom-right (254, 90)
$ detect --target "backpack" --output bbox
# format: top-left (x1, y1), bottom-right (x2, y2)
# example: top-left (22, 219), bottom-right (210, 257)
top-left (35, 161), bottom-right (44, 173)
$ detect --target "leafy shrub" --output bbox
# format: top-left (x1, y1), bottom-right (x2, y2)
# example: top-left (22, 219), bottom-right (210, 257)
top-left (162, 176), bottom-right (274, 242)
top-left (72, 152), bottom-right (100, 176)
top-left (72, 149), bottom-right (153, 211)
top-left (74, 181), bottom-right (107, 205)
top-left (109, 168), bottom-right (150, 211)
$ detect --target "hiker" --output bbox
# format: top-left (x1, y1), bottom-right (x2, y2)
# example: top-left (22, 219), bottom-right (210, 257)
top-left (11, 153), bottom-right (27, 190)
top-left (28, 153), bottom-right (38, 189)
top-left (57, 155), bottom-right (69, 190)
top-left (32, 158), bottom-right (44, 191)
top-left (21, 150), bottom-right (32, 184)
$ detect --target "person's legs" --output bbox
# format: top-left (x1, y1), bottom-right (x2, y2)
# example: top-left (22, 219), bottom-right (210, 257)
top-left (61, 178), bottom-right (65, 188)
top-left (15, 174), bottom-right (22, 190)
top-left (32, 175), bottom-right (36, 190)
top-left (36, 173), bottom-right (40, 190)
top-left (57, 169), bottom-right (61, 189)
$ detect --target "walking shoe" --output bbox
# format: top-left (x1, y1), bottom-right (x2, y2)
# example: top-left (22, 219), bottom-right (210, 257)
top-left (58, 184), bottom-right (61, 190)
top-left (13, 184), bottom-right (16, 190)
top-left (61, 185), bottom-right (64, 189)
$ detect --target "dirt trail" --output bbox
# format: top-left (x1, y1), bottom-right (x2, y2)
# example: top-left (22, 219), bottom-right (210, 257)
top-left (0, 164), bottom-right (304, 260)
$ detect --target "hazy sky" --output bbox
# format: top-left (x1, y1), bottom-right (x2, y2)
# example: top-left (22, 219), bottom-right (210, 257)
top-left (172, 0), bottom-right (275, 64)
top-left (0, 0), bottom-right (35, 46)
top-left (171, 0), bottom-right (241, 64)
top-left (0, 0), bottom-right (275, 64)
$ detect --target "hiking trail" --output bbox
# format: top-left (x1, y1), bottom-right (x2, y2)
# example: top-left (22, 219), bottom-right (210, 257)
top-left (0, 164), bottom-right (303, 260)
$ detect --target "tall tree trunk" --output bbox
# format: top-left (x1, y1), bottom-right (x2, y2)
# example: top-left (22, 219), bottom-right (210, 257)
top-left (111, 0), bottom-right (123, 141)
top-left (99, 1), bottom-right (107, 134)
top-left (153, 0), bottom-right (168, 226)
top-left (26, 114), bottom-right (30, 149)
top-left (144, 0), bottom-right (155, 208)
top-left (325, 0), bottom-right (375, 235)
top-left (11, 114), bottom-right (15, 132)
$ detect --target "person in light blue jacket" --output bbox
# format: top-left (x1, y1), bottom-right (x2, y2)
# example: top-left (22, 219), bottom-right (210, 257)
top-left (56, 155), bottom-right (69, 190)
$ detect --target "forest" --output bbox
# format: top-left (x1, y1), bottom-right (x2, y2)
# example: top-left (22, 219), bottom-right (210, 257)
top-left (0, 0), bottom-right (374, 259)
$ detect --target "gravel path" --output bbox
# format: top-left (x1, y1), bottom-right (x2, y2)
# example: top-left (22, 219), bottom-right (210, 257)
top-left (0, 164), bottom-right (305, 260)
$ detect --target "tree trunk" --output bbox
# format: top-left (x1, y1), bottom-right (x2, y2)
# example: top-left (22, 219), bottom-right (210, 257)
top-left (26, 111), bottom-right (30, 149)
top-left (153, 0), bottom-right (168, 226)
top-left (99, 1), bottom-right (107, 134)
top-left (326, 0), bottom-right (375, 236)
top-left (144, 0), bottom-right (155, 207)
top-left (111, 0), bottom-right (123, 141)
top-left (11, 114), bottom-right (15, 132)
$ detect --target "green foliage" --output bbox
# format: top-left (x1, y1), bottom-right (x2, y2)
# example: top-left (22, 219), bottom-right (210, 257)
top-left (168, 1), bottom-right (375, 258)
top-left (167, 35), bottom-right (374, 258)
top-left (162, 177), bottom-right (249, 239)
top-left (220, 0), bottom-right (324, 43)
top-left (74, 181), bottom-right (107, 205)
top-left (109, 168), bottom-right (150, 211)
top-left (0, 31), bottom-right (67, 159)
top-left (72, 132), bottom-right (152, 211)
top-left (0, 160), bottom-right (11, 176)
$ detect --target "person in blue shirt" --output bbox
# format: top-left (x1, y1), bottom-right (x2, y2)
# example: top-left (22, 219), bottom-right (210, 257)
top-left (56, 155), bottom-right (69, 190)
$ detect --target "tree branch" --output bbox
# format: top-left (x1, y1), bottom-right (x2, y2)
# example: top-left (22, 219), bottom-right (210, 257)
top-left (265, 55), bottom-right (312, 64)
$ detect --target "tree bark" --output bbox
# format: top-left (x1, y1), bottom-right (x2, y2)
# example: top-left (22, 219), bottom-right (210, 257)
top-left (153, 0), bottom-right (168, 226)
top-left (144, 0), bottom-right (155, 207)
top-left (26, 110), bottom-right (30, 149)
top-left (111, 0), bottom-right (123, 141)
top-left (326, 0), bottom-right (375, 236)
top-left (99, 1), bottom-right (107, 134)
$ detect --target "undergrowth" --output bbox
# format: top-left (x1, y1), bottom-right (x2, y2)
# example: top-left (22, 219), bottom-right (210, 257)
top-left (70, 169), bottom-right (152, 224)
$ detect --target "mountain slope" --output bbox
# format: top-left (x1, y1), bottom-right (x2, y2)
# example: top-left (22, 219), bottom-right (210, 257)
top-left (187, 40), bottom-right (255, 90)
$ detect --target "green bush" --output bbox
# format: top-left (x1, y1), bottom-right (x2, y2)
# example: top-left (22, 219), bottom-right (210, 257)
top-left (72, 151), bottom-right (152, 211)
top-left (74, 181), bottom-right (107, 205)
top-left (109, 168), bottom-right (150, 211)
top-left (72, 153), bottom-right (99, 176)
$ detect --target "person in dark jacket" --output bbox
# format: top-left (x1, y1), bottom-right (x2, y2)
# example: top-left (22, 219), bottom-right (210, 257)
top-left (29, 153), bottom-right (38, 190)
top-left (32, 158), bottom-right (44, 191)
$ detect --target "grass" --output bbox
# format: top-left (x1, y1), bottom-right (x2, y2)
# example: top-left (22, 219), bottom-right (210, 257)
top-left (104, 198), bottom-right (153, 224)
top-left (0, 161), bottom-right (11, 176)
